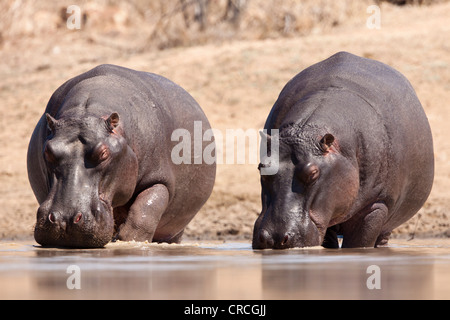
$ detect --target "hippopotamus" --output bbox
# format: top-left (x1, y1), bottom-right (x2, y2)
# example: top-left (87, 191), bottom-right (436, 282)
top-left (253, 51), bottom-right (434, 249)
top-left (27, 64), bottom-right (216, 248)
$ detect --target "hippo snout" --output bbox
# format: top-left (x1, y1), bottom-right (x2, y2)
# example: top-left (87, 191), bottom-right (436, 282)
top-left (253, 227), bottom-right (321, 249)
top-left (252, 209), bottom-right (322, 249)
top-left (253, 229), bottom-right (294, 249)
top-left (34, 203), bottom-right (114, 248)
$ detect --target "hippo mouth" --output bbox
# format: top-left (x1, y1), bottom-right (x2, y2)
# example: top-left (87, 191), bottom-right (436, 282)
top-left (34, 199), bottom-right (114, 248)
top-left (34, 223), bottom-right (112, 248)
top-left (35, 231), bottom-right (112, 249)
top-left (252, 206), bottom-right (323, 249)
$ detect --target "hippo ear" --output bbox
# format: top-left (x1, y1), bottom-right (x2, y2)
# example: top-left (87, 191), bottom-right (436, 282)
top-left (45, 113), bottom-right (58, 133)
top-left (105, 112), bottom-right (120, 132)
top-left (320, 133), bottom-right (335, 152)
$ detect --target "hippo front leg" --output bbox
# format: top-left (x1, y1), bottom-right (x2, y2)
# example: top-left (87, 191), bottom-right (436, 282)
top-left (340, 202), bottom-right (388, 248)
top-left (116, 184), bottom-right (169, 242)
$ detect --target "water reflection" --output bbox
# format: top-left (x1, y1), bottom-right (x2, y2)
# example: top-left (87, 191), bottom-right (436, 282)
top-left (259, 251), bottom-right (434, 299)
top-left (0, 240), bottom-right (448, 299)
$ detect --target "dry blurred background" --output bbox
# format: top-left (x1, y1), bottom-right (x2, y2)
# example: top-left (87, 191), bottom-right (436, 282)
top-left (0, 0), bottom-right (449, 241)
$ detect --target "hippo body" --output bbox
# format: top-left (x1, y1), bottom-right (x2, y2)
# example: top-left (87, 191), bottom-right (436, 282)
top-left (253, 52), bottom-right (434, 249)
top-left (28, 64), bottom-right (216, 248)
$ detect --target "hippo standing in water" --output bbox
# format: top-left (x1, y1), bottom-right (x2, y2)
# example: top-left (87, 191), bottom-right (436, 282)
top-left (253, 52), bottom-right (434, 249)
top-left (27, 64), bottom-right (216, 248)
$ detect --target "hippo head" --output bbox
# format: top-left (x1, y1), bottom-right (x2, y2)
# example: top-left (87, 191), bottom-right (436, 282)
top-left (34, 112), bottom-right (138, 248)
top-left (252, 124), bottom-right (359, 249)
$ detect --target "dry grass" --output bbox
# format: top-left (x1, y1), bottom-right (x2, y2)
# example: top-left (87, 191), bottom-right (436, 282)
top-left (3, 0), bottom-right (444, 51)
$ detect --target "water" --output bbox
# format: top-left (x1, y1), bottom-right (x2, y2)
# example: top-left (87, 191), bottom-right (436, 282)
top-left (0, 239), bottom-right (449, 299)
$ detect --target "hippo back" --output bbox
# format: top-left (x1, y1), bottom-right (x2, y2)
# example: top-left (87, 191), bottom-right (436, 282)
top-left (267, 52), bottom-right (425, 130)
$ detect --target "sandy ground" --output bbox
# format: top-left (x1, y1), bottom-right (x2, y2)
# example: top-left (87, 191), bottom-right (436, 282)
top-left (0, 2), bottom-right (449, 241)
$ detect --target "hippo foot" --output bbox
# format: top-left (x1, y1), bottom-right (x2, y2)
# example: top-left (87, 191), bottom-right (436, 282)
top-left (375, 232), bottom-right (391, 247)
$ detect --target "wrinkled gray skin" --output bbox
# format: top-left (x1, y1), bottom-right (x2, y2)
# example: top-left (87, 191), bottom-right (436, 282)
top-left (28, 64), bottom-right (216, 248)
top-left (253, 52), bottom-right (434, 249)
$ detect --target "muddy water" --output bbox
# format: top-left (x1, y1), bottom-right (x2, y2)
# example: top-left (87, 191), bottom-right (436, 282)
top-left (0, 239), bottom-right (449, 299)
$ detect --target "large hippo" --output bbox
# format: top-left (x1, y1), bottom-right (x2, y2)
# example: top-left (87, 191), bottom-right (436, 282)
top-left (253, 52), bottom-right (434, 249)
top-left (27, 64), bottom-right (216, 248)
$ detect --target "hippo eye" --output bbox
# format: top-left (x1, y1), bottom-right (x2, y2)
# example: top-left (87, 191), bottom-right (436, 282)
top-left (299, 164), bottom-right (320, 185)
top-left (308, 167), bottom-right (319, 183)
top-left (93, 145), bottom-right (110, 164)
top-left (98, 148), bottom-right (110, 162)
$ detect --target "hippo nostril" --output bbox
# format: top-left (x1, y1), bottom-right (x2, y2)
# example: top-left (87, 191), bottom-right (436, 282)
top-left (259, 232), bottom-right (265, 244)
top-left (281, 234), bottom-right (289, 246)
top-left (259, 229), bottom-right (270, 244)
top-left (73, 212), bottom-right (83, 224)
top-left (48, 213), bottom-right (56, 223)
top-left (256, 229), bottom-right (275, 249)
